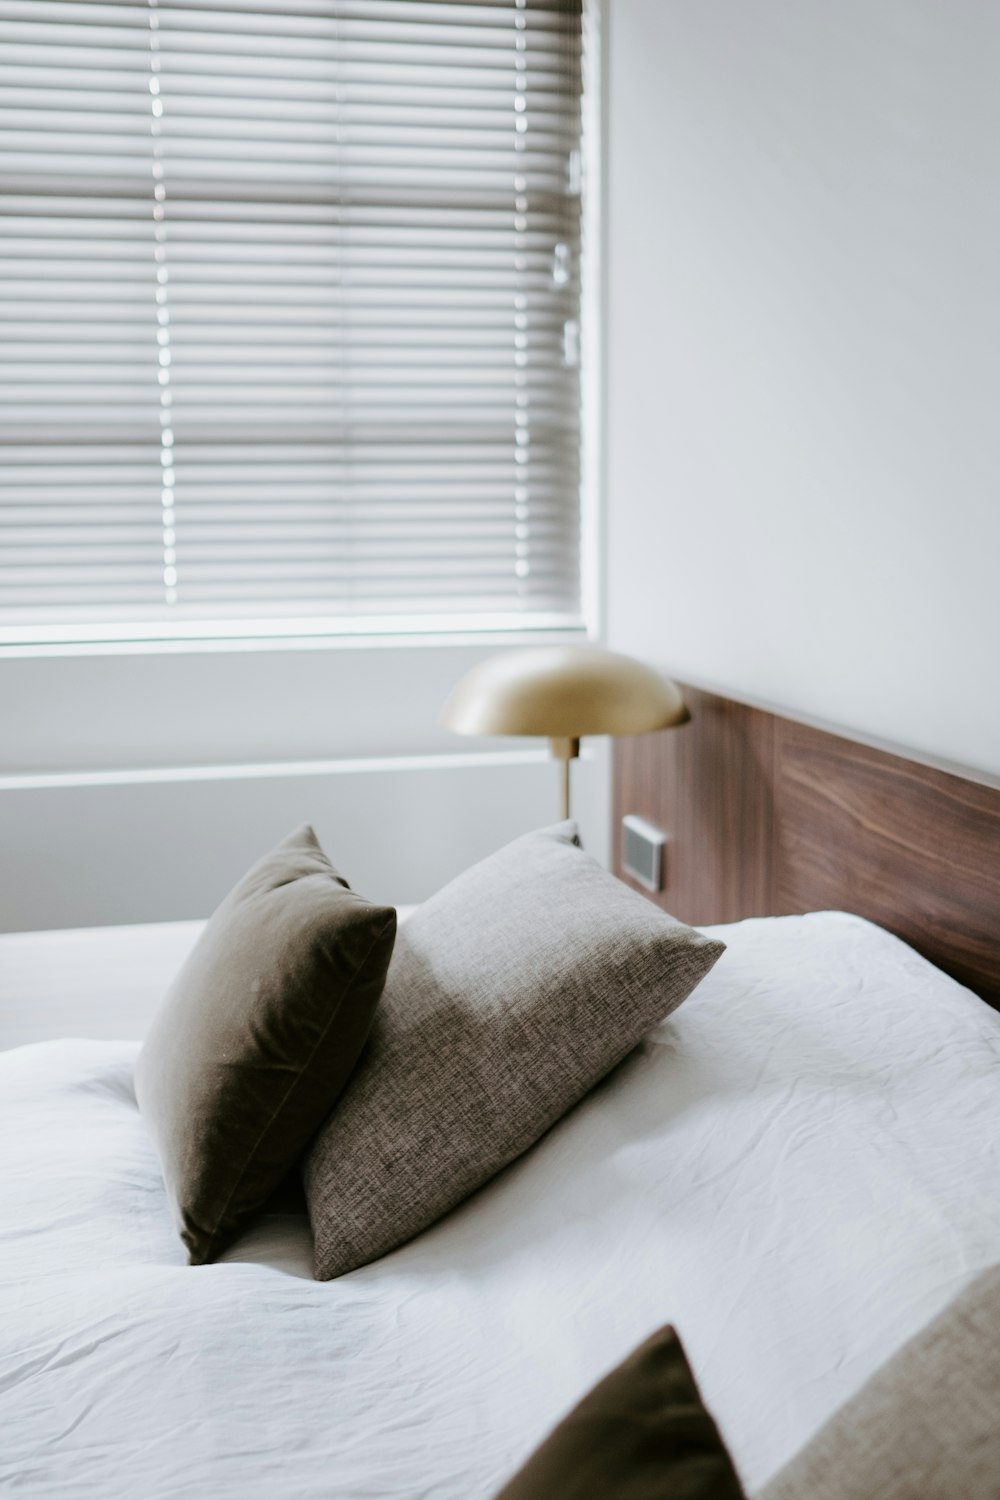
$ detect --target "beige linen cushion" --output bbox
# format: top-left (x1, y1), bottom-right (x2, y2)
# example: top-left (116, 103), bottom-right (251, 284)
top-left (760, 1264), bottom-right (1000, 1500)
top-left (303, 821), bottom-right (725, 1280)
top-left (135, 825), bottom-right (396, 1265)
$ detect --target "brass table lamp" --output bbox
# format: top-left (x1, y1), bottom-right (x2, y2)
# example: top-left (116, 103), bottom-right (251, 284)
top-left (441, 644), bottom-right (689, 819)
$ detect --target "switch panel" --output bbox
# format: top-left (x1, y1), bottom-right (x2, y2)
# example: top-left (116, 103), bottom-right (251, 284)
top-left (621, 814), bottom-right (667, 893)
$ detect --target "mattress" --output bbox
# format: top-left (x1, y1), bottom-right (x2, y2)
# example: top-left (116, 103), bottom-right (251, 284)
top-left (0, 918), bottom-right (205, 1051)
top-left (2, 911), bottom-right (999, 1497)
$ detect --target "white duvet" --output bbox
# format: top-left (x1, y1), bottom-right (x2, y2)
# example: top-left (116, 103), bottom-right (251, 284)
top-left (2, 911), bottom-right (1000, 1498)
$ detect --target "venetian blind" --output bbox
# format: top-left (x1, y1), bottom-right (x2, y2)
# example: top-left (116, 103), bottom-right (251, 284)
top-left (0, 0), bottom-right (585, 643)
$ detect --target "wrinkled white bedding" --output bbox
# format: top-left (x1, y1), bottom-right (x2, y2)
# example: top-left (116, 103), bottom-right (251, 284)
top-left (2, 911), bottom-right (1000, 1497)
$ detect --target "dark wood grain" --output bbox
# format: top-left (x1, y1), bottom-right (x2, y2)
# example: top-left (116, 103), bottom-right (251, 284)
top-left (614, 688), bottom-right (1000, 1009)
top-left (614, 687), bottom-right (775, 925)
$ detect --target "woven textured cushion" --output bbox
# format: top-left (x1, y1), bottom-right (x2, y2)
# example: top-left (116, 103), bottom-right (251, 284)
top-left (760, 1265), bottom-right (1000, 1500)
top-left (493, 1324), bottom-right (746, 1500)
top-left (303, 821), bottom-right (725, 1279)
top-left (135, 824), bottom-right (396, 1265)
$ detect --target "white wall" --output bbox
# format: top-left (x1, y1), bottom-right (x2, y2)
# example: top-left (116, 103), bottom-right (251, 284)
top-left (0, 642), bottom-right (610, 930)
top-left (606, 1), bottom-right (1000, 776)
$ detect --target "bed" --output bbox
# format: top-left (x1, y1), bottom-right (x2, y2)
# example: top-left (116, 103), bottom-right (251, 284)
top-left (2, 693), bottom-right (999, 1498)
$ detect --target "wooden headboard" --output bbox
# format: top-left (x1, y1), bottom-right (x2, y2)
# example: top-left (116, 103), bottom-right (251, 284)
top-left (613, 686), bottom-right (1000, 1010)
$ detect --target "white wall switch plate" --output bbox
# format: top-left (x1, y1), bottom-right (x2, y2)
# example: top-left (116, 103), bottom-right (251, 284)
top-left (621, 813), bottom-right (667, 893)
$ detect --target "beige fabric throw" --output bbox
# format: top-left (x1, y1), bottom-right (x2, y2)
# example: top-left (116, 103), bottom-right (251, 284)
top-left (761, 1264), bottom-right (1000, 1500)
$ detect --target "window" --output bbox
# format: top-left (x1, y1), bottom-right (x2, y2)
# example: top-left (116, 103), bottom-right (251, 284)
top-left (0, 0), bottom-right (586, 645)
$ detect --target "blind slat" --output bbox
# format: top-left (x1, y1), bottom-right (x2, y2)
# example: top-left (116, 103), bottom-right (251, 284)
top-left (0, 0), bottom-right (585, 641)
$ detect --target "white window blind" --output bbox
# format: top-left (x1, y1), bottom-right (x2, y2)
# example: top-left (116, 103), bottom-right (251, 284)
top-left (0, 0), bottom-right (585, 644)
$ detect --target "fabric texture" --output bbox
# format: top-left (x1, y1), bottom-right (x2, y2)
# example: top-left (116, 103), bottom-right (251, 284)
top-left (492, 1323), bottom-right (746, 1500)
top-left (303, 821), bottom-right (724, 1279)
top-left (760, 1264), bottom-right (1000, 1500)
top-left (134, 824), bottom-right (396, 1264)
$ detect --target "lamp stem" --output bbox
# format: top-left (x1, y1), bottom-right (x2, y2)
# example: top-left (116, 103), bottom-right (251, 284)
top-left (549, 736), bottom-right (580, 821)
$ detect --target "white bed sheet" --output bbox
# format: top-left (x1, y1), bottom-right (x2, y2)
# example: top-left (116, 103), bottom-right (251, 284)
top-left (2, 911), bottom-right (1000, 1497)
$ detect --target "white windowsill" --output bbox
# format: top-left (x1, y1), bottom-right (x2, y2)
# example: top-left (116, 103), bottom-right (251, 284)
top-left (0, 617), bottom-right (591, 661)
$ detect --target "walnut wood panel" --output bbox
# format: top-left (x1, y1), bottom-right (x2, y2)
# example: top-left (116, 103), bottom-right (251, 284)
top-left (614, 686), bottom-right (776, 926)
top-left (614, 687), bottom-right (1000, 1010)
top-left (775, 720), bottom-right (1000, 1005)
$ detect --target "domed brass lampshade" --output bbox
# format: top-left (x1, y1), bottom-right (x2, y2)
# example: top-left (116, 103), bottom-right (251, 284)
top-left (441, 645), bottom-right (689, 819)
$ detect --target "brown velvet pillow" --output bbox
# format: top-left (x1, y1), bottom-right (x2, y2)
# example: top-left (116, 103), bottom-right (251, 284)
top-left (134, 824), bottom-right (395, 1265)
top-left (493, 1324), bottom-right (746, 1500)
